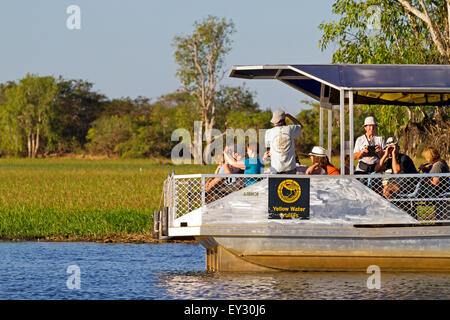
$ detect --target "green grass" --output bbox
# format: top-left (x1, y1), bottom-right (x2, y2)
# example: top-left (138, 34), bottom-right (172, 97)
top-left (0, 155), bottom-right (427, 241)
top-left (0, 158), bottom-right (215, 240)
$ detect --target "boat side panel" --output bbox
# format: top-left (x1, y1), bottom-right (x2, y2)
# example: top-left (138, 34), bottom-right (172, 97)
top-left (206, 234), bottom-right (450, 272)
top-left (201, 178), bottom-right (416, 227)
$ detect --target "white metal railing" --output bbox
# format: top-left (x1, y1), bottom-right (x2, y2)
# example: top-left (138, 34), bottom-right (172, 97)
top-left (163, 173), bottom-right (450, 223)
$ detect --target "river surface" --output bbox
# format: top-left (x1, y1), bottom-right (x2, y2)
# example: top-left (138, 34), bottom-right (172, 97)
top-left (0, 242), bottom-right (448, 300)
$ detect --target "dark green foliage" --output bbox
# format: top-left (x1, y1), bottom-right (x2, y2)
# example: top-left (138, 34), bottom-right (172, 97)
top-left (319, 0), bottom-right (450, 159)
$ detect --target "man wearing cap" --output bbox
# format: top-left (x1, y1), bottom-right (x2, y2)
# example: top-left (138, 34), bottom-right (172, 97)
top-left (375, 137), bottom-right (417, 199)
top-left (353, 116), bottom-right (386, 174)
top-left (265, 109), bottom-right (302, 174)
top-left (375, 137), bottom-right (417, 175)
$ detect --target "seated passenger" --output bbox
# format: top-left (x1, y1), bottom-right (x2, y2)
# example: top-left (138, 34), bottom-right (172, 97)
top-left (376, 137), bottom-right (417, 174)
top-left (419, 148), bottom-right (449, 220)
top-left (204, 156), bottom-right (231, 192)
top-left (224, 144), bottom-right (265, 186)
top-left (205, 150), bottom-right (244, 203)
top-left (305, 146), bottom-right (339, 175)
top-left (419, 147), bottom-right (449, 190)
top-left (374, 137), bottom-right (417, 198)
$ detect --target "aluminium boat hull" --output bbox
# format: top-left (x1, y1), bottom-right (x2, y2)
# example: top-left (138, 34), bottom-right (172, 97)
top-left (194, 225), bottom-right (450, 272)
top-left (168, 175), bottom-right (450, 272)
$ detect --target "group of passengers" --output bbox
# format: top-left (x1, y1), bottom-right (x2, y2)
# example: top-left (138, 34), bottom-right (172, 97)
top-left (205, 109), bottom-right (334, 199)
top-left (206, 110), bottom-right (449, 201)
top-left (353, 116), bottom-right (449, 199)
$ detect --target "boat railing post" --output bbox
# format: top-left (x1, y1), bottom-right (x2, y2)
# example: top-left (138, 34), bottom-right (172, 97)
top-left (201, 176), bottom-right (206, 207)
top-left (173, 176), bottom-right (178, 219)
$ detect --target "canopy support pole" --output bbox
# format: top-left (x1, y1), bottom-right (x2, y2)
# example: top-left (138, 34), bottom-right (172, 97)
top-left (319, 84), bottom-right (325, 147)
top-left (319, 107), bottom-right (324, 147)
top-left (340, 89), bottom-right (345, 175)
top-left (327, 106), bottom-right (333, 160)
top-left (349, 91), bottom-right (354, 175)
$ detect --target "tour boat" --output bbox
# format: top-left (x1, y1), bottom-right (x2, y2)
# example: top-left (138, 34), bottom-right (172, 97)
top-left (158, 64), bottom-right (450, 272)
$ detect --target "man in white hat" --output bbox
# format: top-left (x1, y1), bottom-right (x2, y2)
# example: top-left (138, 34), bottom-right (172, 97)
top-left (353, 116), bottom-right (386, 174)
top-left (265, 109), bottom-right (302, 174)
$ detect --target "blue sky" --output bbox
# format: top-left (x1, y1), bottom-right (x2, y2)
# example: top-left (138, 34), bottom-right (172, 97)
top-left (0, 0), bottom-right (336, 115)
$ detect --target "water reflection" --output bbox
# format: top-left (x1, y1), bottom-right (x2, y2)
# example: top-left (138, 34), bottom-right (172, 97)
top-left (157, 271), bottom-right (450, 300)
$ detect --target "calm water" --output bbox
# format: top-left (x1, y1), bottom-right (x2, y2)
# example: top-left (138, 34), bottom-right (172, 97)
top-left (0, 242), bottom-right (448, 300)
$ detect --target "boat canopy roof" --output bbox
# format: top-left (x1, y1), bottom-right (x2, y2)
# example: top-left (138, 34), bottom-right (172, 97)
top-left (229, 64), bottom-right (450, 106)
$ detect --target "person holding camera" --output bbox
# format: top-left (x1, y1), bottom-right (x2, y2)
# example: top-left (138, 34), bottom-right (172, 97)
top-left (353, 116), bottom-right (386, 174)
top-left (375, 137), bottom-right (417, 175)
top-left (375, 137), bottom-right (417, 199)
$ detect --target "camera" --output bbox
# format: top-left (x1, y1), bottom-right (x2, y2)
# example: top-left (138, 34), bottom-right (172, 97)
top-left (367, 145), bottom-right (376, 156)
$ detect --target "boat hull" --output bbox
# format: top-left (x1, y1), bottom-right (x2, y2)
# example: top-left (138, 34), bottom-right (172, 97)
top-left (168, 174), bottom-right (450, 272)
top-left (196, 225), bottom-right (450, 272)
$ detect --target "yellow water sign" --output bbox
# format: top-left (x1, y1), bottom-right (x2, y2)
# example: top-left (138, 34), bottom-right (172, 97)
top-left (269, 177), bottom-right (310, 219)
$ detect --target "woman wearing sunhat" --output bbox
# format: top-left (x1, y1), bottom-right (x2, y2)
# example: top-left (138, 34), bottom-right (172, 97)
top-left (353, 116), bottom-right (386, 174)
top-left (305, 146), bottom-right (339, 175)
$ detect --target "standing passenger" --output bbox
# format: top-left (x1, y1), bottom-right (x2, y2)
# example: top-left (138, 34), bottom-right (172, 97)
top-left (264, 109), bottom-right (302, 174)
top-left (353, 116), bottom-right (386, 174)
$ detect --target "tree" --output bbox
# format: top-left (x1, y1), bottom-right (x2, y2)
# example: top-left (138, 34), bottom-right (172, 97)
top-left (2, 74), bottom-right (58, 158)
top-left (0, 82), bottom-right (19, 155)
top-left (85, 115), bottom-right (133, 158)
top-left (173, 15), bottom-right (236, 163)
top-left (55, 78), bottom-right (107, 153)
top-left (319, 0), bottom-right (446, 65)
top-left (397, 0), bottom-right (450, 63)
top-left (85, 96), bottom-right (183, 159)
top-left (319, 0), bottom-right (450, 159)
top-left (101, 96), bottom-right (152, 118)
top-left (215, 84), bottom-right (262, 130)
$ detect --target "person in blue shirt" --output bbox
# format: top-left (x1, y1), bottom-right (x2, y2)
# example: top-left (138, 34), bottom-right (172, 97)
top-left (223, 144), bottom-right (266, 186)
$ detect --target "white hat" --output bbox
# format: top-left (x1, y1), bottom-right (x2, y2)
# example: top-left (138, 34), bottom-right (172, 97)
top-left (270, 109), bottom-right (286, 123)
top-left (308, 146), bottom-right (327, 157)
top-left (363, 116), bottom-right (377, 126)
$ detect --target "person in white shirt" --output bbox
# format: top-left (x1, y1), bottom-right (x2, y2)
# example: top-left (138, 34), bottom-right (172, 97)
top-left (264, 109), bottom-right (302, 174)
top-left (353, 116), bottom-right (386, 174)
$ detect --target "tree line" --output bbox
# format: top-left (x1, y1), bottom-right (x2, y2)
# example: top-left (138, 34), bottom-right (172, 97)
top-left (0, 75), bottom-right (276, 159)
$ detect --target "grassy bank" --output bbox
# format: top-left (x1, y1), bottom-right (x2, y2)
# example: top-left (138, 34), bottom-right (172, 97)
top-left (0, 155), bottom-right (427, 242)
top-left (0, 158), bottom-right (214, 242)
